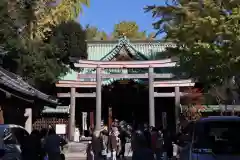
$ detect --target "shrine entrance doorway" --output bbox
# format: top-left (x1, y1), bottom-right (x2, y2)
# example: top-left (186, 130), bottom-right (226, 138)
top-left (103, 80), bottom-right (148, 126)
top-left (102, 79), bottom-right (176, 129)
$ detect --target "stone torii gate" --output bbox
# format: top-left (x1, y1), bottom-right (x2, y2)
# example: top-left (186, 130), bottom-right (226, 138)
top-left (56, 59), bottom-right (195, 140)
top-left (74, 59), bottom-right (177, 130)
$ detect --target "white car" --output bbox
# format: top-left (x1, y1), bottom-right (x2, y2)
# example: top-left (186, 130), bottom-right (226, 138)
top-left (0, 124), bottom-right (29, 160)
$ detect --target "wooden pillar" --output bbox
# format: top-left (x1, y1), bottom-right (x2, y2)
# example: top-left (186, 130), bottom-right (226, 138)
top-left (24, 108), bottom-right (32, 133)
top-left (69, 87), bottom-right (76, 141)
top-left (96, 67), bottom-right (102, 130)
top-left (175, 86), bottom-right (180, 133)
top-left (148, 66), bottom-right (155, 127)
top-left (90, 111), bottom-right (94, 128)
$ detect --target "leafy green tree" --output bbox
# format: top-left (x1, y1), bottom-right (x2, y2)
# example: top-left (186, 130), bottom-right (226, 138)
top-left (112, 21), bottom-right (147, 39)
top-left (85, 25), bottom-right (98, 40)
top-left (7, 0), bottom-right (90, 40)
top-left (37, 0), bottom-right (90, 39)
top-left (85, 23), bottom-right (156, 41)
top-left (85, 25), bottom-right (108, 40)
top-left (50, 21), bottom-right (87, 59)
top-left (0, 0), bottom-right (88, 93)
top-left (94, 31), bottom-right (108, 40)
top-left (146, 0), bottom-right (240, 86)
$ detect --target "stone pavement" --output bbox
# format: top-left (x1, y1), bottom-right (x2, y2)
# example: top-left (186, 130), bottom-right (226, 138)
top-left (65, 141), bottom-right (132, 160)
top-left (65, 141), bottom-right (88, 159)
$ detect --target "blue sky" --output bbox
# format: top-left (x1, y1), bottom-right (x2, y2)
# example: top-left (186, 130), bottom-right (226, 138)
top-left (78, 0), bottom-right (164, 35)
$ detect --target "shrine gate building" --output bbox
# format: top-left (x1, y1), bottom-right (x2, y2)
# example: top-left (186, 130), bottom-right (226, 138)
top-left (45, 37), bottom-right (195, 140)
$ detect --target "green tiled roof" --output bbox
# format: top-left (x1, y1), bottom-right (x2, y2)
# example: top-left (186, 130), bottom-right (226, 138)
top-left (87, 38), bottom-right (174, 60)
top-left (99, 37), bottom-right (148, 61)
top-left (60, 38), bottom-right (175, 83)
top-left (42, 106), bottom-right (70, 114)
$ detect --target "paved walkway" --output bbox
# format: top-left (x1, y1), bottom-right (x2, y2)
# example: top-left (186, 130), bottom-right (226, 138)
top-left (65, 142), bottom-right (132, 160)
top-left (65, 152), bottom-right (86, 159)
top-left (65, 141), bottom-right (88, 159)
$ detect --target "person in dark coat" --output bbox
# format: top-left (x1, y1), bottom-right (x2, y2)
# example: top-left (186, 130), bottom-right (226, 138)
top-left (143, 124), bottom-right (151, 148)
top-left (163, 130), bottom-right (173, 159)
top-left (132, 130), bottom-right (154, 160)
top-left (22, 130), bottom-right (41, 160)
top-left (44, 128), bottom-right (66, 160)
top-left (117, 126), bottom-right (129, 158)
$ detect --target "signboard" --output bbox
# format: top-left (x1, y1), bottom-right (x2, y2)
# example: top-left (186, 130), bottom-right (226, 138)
top-left (56, 124), bottom-right (66, 134)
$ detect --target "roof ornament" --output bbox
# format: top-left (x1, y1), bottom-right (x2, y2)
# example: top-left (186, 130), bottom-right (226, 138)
top-left (124, 36), bottom-right (129, 43)
top-left (118, 35), bottom-right (129, 45)
top-left (118, 37), bottom-right (123, 44)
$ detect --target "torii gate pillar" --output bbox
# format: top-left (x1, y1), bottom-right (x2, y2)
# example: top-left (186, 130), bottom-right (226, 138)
top-left (149, 67), bottom-right (155, 127)
top-left (69, 87), bottom-right (76, 141)
top-left (175, 86), bottom-right (180, 133)
top-left (95, 67), bottom-right (102, 130)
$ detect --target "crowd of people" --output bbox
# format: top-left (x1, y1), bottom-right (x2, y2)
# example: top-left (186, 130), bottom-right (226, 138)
top-left (17, 121), bottom-right (181, 160)
top-left (88, 120), bottom-right (180, 160)
top-left (21, 127), bottom-right (66, 160)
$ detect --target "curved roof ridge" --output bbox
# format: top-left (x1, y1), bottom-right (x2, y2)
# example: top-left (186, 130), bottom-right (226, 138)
top-left (99, 37), bottom-right (149, 62)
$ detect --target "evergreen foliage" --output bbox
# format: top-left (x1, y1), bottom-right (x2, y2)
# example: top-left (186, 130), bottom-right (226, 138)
top-left (146, 0), bottom-right (240, 87)
top-left (0, 0), bottom-right (88, 93)
top-left (113, 21), bottom-right (147, 39)
top-left (85, 21), bottom-right (156, 40)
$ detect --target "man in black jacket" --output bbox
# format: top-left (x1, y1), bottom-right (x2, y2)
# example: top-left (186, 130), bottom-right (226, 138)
top-left (143, 124), bottom-right (151, 149)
